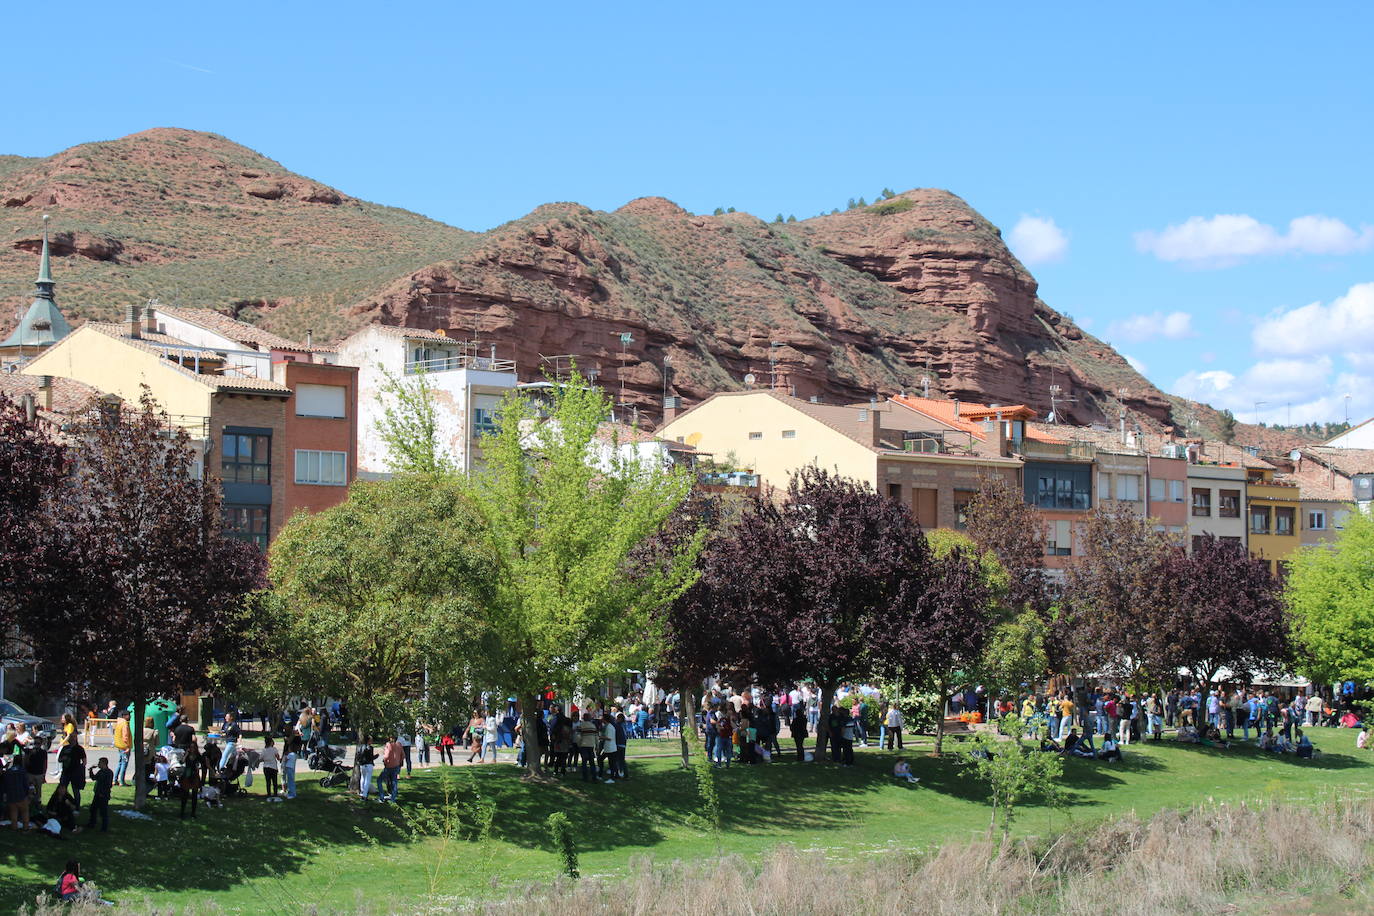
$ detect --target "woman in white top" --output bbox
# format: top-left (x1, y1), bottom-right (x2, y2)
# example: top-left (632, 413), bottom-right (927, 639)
top-left (482, 714), bottom-right (499, 759)
top-left (259, 736), bottom-right (281, 797)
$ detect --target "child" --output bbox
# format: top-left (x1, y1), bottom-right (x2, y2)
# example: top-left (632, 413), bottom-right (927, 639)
top-left (893, 758), bottom-right (919, 784)
top-left (154, 755), bottom-right (171, 798)
top-left (1098, 736), bottom-right (1122, 763)
top-left (85, 758), bottom-right (113, 832)
top-left (283, 737), bottom-right (298, 800)
top-left (56, 860), bottom-right (83, 901)
top-left (1358, 726), bottom-right (1369, 751)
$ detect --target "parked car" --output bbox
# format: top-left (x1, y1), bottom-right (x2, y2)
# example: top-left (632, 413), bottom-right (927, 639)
top-left (0, 699), bottom-right (56, 749)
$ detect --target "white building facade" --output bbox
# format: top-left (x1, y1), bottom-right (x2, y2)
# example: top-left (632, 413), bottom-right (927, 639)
top-left (336, 325), bottom-right (517, 477)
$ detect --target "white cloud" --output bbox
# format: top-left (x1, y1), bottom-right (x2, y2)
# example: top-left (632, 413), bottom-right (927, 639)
top-left (1008, 215), bottom-right (1068, 265)
top-left (1252, 281), bottom-right (1374, 358)
top-left (1107, 310), bottom-right (1194, 343)
top-left (1135, 214), bottom-right (1374, 266)
top-left (1171, 356), bottom-right (1368, 425)
top-left (1123, 354), bottom-right (1148, 376)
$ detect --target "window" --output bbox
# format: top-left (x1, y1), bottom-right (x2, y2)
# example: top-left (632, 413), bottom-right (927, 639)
top-left (294, 384), bottom-right (346, 418)
top-left (223, 506), bottom-right (269, 549)
top-left (222, 432), bottom-right (270, 483)
top-left (1116, 474), bottom-right (1141, 501)
top-left (887, 482), bottom-right (902, 502)
top-left (294, 449), bottom-right (347, 486)
top-left (953, 490), bottom-right (975, 529)
top-left (748, 431), bottom-right (763, 440)
top-left (1275, 506), bottom-right (1295, 536)
top-left (1218, 489), bottom-right (1241, 518)
top-left (1250, 505), bottom-right (1271, 535)
top-left (1308, 510), bottom-right (1326, 530)
top-left (781, 429), bottom-right (797, 439)
top-left (1149, 478), bottom-right (1165, 502)
top-left (1098, 472), bottom-right (1111, 499)
top-left (1045, 520), bottom-right (1072, 556)
top-left (1027, 463), bottom-right (1091, 510)
top-left (1221, 535), bottom-right (1243, 547)
top-left (1191, 488), bottom-right (1211, 517)
top-left (1170, 480), bottom-right (1185, 502)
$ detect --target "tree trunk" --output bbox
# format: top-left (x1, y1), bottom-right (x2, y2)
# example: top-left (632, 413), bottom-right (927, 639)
top-left (815, 683), bottom-right (835, 761)
top-left (132, 697), bottom-right (148, 810)
top-left (521, 692), bottom-right (544, 778)
top-left (933, 678), bottom-right (947, 757)
top-left (678, 686), bottom-right (696, 770)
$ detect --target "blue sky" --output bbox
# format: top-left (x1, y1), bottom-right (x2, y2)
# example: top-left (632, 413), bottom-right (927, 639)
top-left (4, 2), bottom-right (1371, 425)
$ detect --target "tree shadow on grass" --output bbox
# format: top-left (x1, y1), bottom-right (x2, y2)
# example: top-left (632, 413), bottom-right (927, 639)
top-left (1156, 740), bottom-right (1370, 770)
top-left (0, 781), bottom-right (416, 909)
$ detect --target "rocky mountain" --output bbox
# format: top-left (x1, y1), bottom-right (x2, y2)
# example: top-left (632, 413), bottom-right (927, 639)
top-left (3, 128), bottom-right (1210, 432)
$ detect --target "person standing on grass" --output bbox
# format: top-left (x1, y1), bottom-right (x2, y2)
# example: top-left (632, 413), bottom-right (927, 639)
top-left (178, 743), bottom-right (203, 819)
top-left (790, 706), bottom-right (809, 761)
top-left (1116, 695), bottom-right (1132, 745)
top-left (414, 719), bottom-right (431, 768)
top-left (380, 736), bottom-right (403, 801)
top-left (482, 710), bottom-right (499, 763)
top-left (111, 711), bottom-right (132, 787)
top-left (354, 741), bottom-right (375, 799)
top-left (259, 736), bottom-right (280, 798)
top-left (85, 758), bottom-right (112, 832)
top-left (574, 712), bottom-right (599, 782)
top-left (613, 712), bottom-right (629, 781)
top-left (1058, 693), bottom-right (1075, 741)
top-left (56, 733), bottom-right (87, 809)
top-left (437, 728), bottom-right (455, 766)
top-left (885, 703), bottom-right (904, 750)
top-left (283, 736), bottom-right (299, 799)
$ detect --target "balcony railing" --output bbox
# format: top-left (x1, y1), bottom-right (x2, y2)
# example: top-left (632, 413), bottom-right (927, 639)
top-left (1020, 439), bottom-right (1097, 461)
top-left (404, 355), bottom-right (516, 375)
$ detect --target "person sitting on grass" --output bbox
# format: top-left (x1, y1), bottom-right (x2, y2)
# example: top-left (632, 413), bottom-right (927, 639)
top-left (1039, 734), bottom-right (1061, 753)
top-left (1061, 729), bottom-right (1082, 756)
top-left (46, 786), bottom-right (80, 834)
top-left (1258, 729), bottom-right (1277, 751)
top-left (892, 758), bottom-right (919, 784)
top-left (1357, 726), bottom-right (1369, 751)
top-left (1201, 725), bottom-right (1230, 749)
top-left (1295, 729), bottom-right (1316, 759)
top-left (1273, 732), bottom-right (1296, 754)
top-left (1098, 735), bottom-right (1122, 763)
top-left (1070, 732), bottom-right (1096, 758)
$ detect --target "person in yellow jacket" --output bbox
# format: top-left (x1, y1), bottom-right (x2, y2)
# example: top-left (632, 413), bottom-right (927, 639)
top-left (112, 711), bottom-right (132, 786)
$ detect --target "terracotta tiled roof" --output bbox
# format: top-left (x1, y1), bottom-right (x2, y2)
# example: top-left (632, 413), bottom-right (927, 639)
top-left (1294, 476), bottom-right (1355, 503)
top-left (1304, 446), bottom-right (1374, 476)
top-left (157, 306), bottom-right (308, 351)
top-left (0, 371), bottom-right (101, 414)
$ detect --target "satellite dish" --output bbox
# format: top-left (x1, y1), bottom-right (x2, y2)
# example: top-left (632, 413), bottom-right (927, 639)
top-left (743, 373), bottom-right (756, 387)
top-left (1289, 449), bottom-right (1302, 461)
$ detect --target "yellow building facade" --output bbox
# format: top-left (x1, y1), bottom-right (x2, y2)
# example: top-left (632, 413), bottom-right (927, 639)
top-left (1245, 473), bottom-right (1301, 575)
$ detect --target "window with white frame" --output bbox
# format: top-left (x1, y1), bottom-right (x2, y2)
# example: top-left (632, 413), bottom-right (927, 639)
top-left (1170, 480), bottom-right (1185, 502)
top-left (294, 449), bottom-right (347, 486)
top-left (1116, 474), bottom-right (1141, 501)
top-left (1150, 478), bottom-right (1165, 502)
top-left (294, 384), bottom-right (347, 418)
top-left (1308, 510), bottom-right (1326, 530)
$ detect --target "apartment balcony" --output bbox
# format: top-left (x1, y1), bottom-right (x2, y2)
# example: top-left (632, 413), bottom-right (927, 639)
top-left (1019, 439), bottom-right (1097, 461)
top-left (404, 354), bottom-right (516, 375)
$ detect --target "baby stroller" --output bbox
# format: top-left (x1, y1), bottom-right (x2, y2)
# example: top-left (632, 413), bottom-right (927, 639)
top-left (217, 747), bottom-right (261, 798)
top-left (309, 744), bottom-right (351, 788)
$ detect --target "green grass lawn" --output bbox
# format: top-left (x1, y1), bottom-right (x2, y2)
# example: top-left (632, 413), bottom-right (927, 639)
top-left (3, 728), bottom-right (1372, 912)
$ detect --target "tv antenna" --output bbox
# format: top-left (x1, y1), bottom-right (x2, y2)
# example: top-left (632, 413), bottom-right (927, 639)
top-left (768, 341), bottom-right (784, 390)
top-left (614, 331), bottom-right (634, 404)
top-left (1048, 384), bottom-right (1076, 424)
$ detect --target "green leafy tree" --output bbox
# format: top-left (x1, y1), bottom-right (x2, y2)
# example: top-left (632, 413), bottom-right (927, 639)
top-left (466, 372), bottom-right (701, 776)
top-left (1219, 409), bottom-right (1238, 444)
top-left (1287, 511), bottom-right (1374, 684)
top-left (774, 214), bottom-right (784, 224)
top-left (857, 196), bottom-right (868, 207)
top-left (881, 187), bottom-right (896, 199)
top-left (712, 207), bottom-right (725, 216)
top-left (965, 713), bottom-right (1064, 836)
top-left (376, 368), bottom-right (453, 475)
top-left (231, 476), bottom-right (492, 742)
top-left (847, 198), bottom-right (857, 210)
top-left (786, 214), bottom-right (797, 222)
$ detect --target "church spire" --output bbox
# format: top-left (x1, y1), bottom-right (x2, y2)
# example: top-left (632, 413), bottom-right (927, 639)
top-left (35, 214), bottom-right (54, 300)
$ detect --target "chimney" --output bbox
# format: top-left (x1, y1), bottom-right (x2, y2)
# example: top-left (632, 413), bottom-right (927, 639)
top-left (40, 375), bottom-right (53, 412)
top-left (663, 395), bottom-right (682, 423)
top-left (952, 398), bottom-right (960, 417)
top-left (126, 302), bottom-right (141, 339)
top-left (306, 328), bottom-right (314, 348)
top-left (20, 392), bottom-right (36, 423)
top-left (982, 418), bottom-right (1007, 457)
top-left (144, 302), bottom-right (158, 335)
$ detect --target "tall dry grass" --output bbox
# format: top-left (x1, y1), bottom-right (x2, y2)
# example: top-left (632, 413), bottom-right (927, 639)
top-left (31, 796), bottom-right (1374, 916)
